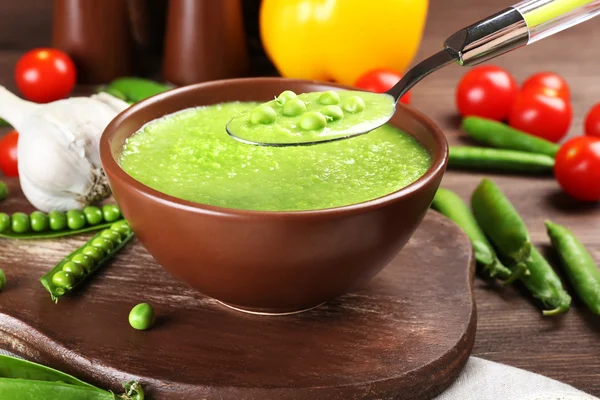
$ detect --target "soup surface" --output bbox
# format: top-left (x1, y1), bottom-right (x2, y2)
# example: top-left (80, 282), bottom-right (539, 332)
top-left (119, 102), bottom-right (432, 211)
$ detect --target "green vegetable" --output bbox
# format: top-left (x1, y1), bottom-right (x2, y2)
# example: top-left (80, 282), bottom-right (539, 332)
top-left (318, 90), bottom-right (340, 105)
top-left (321, 105), bottom-right (344, 121)
top-left (250, 105), bottom-right (277, 124)
top-left (342, 96), bottom-right (366, 113)
top-left (282, 98), bottom-right (307, 116)
top-left (0, 213), bottom-right (10, 233)
top-left (471, 178), bottom-right (532, 264)
top-left (546, 220), bottom-right (600, 315)
top-left (276, 90), bottom-right (297, 104)
top-left (300, 112), bottom-right (327, 130)
top-left (0, 269), bottom-right (5, 291)
top-left (521, 247), bottom-right (571, 316)
top-left (129, 303), bottom-right (156, 331)
top-left (83, 206), bottom-right (103, 225)
top-left (30, 211), bottom-right (49, 232)
top-left (101, 204), bottom-right (121, 223)
top-left (48, 211), bottom-right (67, 231)
top-left (40, 221), bottom-right (134, 302)
top-left (448, 147), bottom-right (555, 173)
top-left (431, 188), bottom-right (518, 282)
top-left (0, 354), bottom-right (95, 388)
top-left (66, 210), bottom-right (86, 230)
top-left (0, 118), bottom-right (11, 127)
top-left (91, 237), bottom-right (114, 252)
top-left (0, 181), bottom-right (8, 201)
top-left (62, 261), bottom-right (85, 278)
top-left (103, 77), bottom-right (171, 103)
top-left (100, 229), bottom-right (121, 243)
top-left (11, 213), bottom-right (30, 234)
top-left (462, 117), bottom-right (560, 157)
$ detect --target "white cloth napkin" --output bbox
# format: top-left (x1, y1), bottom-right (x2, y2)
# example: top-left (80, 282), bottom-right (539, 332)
top-left (0, 349), bottom-right (596, 399)
top-left (435, 357), bottom-right (598, 400)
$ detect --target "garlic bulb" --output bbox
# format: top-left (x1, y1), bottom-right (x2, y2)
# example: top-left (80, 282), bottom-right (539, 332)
top-left (0, 86), bottom-right (129, 212)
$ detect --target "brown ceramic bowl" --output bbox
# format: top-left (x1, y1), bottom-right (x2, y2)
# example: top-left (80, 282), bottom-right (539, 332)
top-left (100, 78), bottom-right (447, 314)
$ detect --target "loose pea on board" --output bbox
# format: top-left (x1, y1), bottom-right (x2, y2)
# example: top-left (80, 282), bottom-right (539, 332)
top-left (129, 303), bottom-right (156, 331)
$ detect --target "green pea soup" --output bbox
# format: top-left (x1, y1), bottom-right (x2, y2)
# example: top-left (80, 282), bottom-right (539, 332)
top-left (119, 101), bottom-right (432, 211)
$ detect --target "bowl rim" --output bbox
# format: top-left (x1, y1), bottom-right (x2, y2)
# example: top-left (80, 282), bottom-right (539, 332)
top-left (100, 77), bottom-right (448, 219)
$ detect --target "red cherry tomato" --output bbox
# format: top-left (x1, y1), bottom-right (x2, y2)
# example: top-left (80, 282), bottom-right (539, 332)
top-left (554, 136), bottom-right (600, 202)
top-left (354, 69), bottom-right (411, 104)
top-left (508, 91), bottom-right (572, 143)
top-left (584, 103), bottom-right (600, 138)
top-left (14, 48), bottom-right (76, 103)
top-left (0, 130), bottom-right (19, 177)
top-left (456, 65), bottom-right (518, 121)
top-left (521, 72), bottom-right (570, 100)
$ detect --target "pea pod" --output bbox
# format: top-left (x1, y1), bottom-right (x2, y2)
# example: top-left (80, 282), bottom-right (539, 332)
top-left (40, 221), bottom-right (134, 302)
top-left (546, 220), bottom-right (600, 315)
top-left (101, 77), bottom-right (172, 103)
top-left (431, 188), bottom-right (518, 282)
top-left (521, 247), bottom-right (571, 316)
top-left (448, 147), bottom-right (554, 173)
top-left (471, 178), bottom-right (532, 264)
top-left (462, 117), bottom-right (560, 157)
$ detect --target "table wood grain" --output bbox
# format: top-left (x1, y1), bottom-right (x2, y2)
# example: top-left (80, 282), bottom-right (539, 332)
top-left (0, 0), bottom-right (599, 396)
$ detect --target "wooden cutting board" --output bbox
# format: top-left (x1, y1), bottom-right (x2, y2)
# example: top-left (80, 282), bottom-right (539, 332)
top-left (0, 182), bottom-right (476, 399)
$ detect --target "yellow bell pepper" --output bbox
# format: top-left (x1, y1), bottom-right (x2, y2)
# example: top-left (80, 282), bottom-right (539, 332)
top-left (260, 0), bottom-right (428, 86)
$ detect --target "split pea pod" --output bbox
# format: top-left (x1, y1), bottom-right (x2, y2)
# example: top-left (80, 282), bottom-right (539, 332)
top-left (0, 379), bottom-right (114, 400)
top-left (461, 117), bottom-right (560, 157)
top-left (521, 247), bottom-right (571, 316)
top-left (40, 220), bottom-right (134, 302)
top-left (431, 188), bottom-right (516, 282)
top-left (448, 147), bottom-right (555, 173)
top-left (546, 220), bottom-right (600, 315)
top-left (471, 178), bottom-right (532, 264)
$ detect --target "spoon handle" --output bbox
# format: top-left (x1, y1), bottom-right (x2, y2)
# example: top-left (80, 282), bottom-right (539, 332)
top-left (445, 0), bottom-right (600, 66)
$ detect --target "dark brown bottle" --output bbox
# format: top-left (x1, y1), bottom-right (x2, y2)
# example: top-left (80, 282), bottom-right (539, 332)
top-left (52, 0), bottom-right (133, 84)
top-left (162, 0), bottom-right (248, 86)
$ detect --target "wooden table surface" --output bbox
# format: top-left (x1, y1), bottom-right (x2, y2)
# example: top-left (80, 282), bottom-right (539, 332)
top-left (0, 0), bottom-right (599, 396)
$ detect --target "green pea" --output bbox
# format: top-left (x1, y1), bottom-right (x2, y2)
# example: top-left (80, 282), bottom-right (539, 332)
top-left (0, 269), bottom-right (5, 292)
top-left (48, 211), bottom-right (67, 231)
top-left (83, 206), bottom-right (103, 225)
top-left (342, 96), bottom-right (366, 113)
top-left (62, 261), bottom-right (85, 278)
top-left (0, 181), bottom-right (8, 201)
top-left (129, 303), bottom-right (156, 331)
top-left (282, 98), bottom-right (307, 116)
top-left (277, 90), bottom-right (297, 104)
top-left (0, 213), bottom-right (10, 233)
top-left (100, 229), bottom-right (122, 243)
top-left (71, 254), bottom-right (94, 272)
top-left (299, 112), bottom-right (327, 130)
top-left (111, 220), bottom-right (132, 237)
top-left (102, 204), bottom-right (121, 222)
top-left (318, 90), bottom-right (340, 105)
top-left (30, 211), bottom-right (49, 232)
top-left (91, 237), bottom-right (114, 252)
top-left (320, 105), bottom-right (344, 121)
top-left (66, 210), bottom-right (86, 230)
top-left (52, 271), bottom-right (75, 289)
top-left (250, 105), bottom-right (277, 125)
top-left (11, 213), bottom-right (30, 234)
top-left (82, 246), bottom-right (104, 262)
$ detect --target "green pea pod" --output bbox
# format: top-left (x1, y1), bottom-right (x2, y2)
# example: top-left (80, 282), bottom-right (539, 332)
top-left (0, 378), bottom-right (115, 400)
top-left (431, 188), bottom-right (517, 282)
top-left (102, 77), bottom-right (172, 103)
top-left (521, 247), bottom-right (571, 316)
top-left (471, 178), bottom-right (532, 264)
top-left (546, 220), bottom-right (600, 315)
top-left (461, 117), bottom-right (560, 157)
top-left (0, 354), bottom-right (97, 389)
top-left (0, 220), bottom-right (122, 240)
top-left (448, 147), bottom-right (554, 173)
top-left (40, 221), bottom-right (134, 302)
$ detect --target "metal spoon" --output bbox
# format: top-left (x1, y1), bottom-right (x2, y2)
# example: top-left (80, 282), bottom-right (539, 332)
top-left (228, 0), bottom-right (600, 147)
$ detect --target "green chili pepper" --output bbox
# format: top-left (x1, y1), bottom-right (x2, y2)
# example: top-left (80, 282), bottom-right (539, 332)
top-left (40, 221), bottom-right (134, 302)
top-left (520, 247), bottom-right (571, 316)
top-left (471, 178), bottom-right (532, 264)
top-left (448, 147), bottom-right (554, 173)
top-left (462, 117), bottom-right (560, 157)
top-left (102, 77), bottom-right (172, 103)
top-left (0, 182), bottom-right (8, 201)
top-left (546, 220), bottom-right (600, 315)
top-left (431, 188), bottom-right (519, 282)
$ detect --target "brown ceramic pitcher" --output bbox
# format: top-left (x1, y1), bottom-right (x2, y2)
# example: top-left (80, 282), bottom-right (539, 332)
top-left (162, 0), bottom-right (248, 85)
